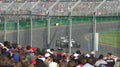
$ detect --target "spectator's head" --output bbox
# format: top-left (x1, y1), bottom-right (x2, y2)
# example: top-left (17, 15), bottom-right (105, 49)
top-left (59, 63), bottom-right (68, 67)
top-left (85, 54), bottom-right (90, 58)
top-left (67, 60), bottom-right (76, 67)
top-left (107, 52), bottom-right (113, 59)
top-left (26, 45), bottom-right (31, 50)
top-left (77, 55), bottom-right (85, 64)
top-left (90, 51), bottom-right (95, 55)
top-left (73, 53), bottom-right (80, 60)
top-left (45, 53), bottom-right (51, 58)
top-left (87, 58), bottom-right (94, 65)
top-left (81, 58), bottom-right (87, 65)
top-left (3, 41), bottom-right (10, 47)
top-left (45, 53), bottom-right (52, 63)
top-left (98, 54), bottom-right (104, 59)
top-left (50, 48), bottom-right (54, 54)
top-left (56, 51), bottom-right (61, 56)
top-left (107, 52), bottom-right (112, 56)
top-left (12, 43), bottom-right (18, 49)
top-left (76, 49), bottom-right (81, 55)
top-left (90, 51), bottom-right (95, 57)
top-left (50, 48), bottom-right (54, 52)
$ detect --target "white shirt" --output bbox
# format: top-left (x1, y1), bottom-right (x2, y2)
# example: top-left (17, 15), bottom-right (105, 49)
top-left (95, 59), bottom-right (107, 66)
top-left (49, 62), bottom-right (58, 67)
top-left (83, 63), bottom-right (94, 67)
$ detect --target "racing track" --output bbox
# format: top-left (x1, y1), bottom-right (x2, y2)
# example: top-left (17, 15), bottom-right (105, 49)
top-left (1, 22), bottom-right (120, 57)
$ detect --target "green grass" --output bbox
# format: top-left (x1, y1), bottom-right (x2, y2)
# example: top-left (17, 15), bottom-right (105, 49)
top-left (99, 30), bottom-right (120, 47)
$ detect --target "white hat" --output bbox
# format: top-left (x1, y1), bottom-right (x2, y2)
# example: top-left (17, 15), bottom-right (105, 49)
top-left (40, 57), bottom-right (45, 61)
top-left (0, 43), bottom-right (4, 47)
top-left (45, 53), bottom-right (50, 57)
top-left (46, 49), bottom-right (51, 52)
top-left (46, 49), bottom-right (53, 54)
top-left (91, 51), bottom-right (95, 54)
top-left (73, 53), bottom-right (79, 59)
top-left (3, 46), bottom-right (9, 51)
top-left (85, 54), bottom-right (90, 57)
top-left (73, 53), bottom-right (79, 57)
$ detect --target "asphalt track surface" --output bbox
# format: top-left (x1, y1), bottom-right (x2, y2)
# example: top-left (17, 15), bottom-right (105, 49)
top-left (0, 22), bottom-right (120, 57)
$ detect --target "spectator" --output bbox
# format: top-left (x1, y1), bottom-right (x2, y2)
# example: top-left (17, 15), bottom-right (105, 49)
top-left (36, 58), bottom-right (47, 67)
top-left (50, 48), bottom-right (54, 54)
top-left (67, 60), bottom-right (76, 67)
top-left (83, 58), bottom-right (94, 67)
top-left (0, 41), bottom-right (119, 67)
top-left (48, 55), bottom-right (58, 67)
top-left (95, 54), bottom-right (107, 67)
top-left (104, 53), bottom-right (115, 67)
top-left (13, 49), bottom-right (20, 62)
top-left (76, 55), bottom-right (85, 67)
top-left (59, 62), bottom-right (68, 67)
top-left (90, 51), bottom-right (97, 65)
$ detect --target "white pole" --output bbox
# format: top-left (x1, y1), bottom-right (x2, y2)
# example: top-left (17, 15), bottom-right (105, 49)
top-left (17, 16), bottom-right (20, 45)
top-left (93, 0), bottom-right (106, 52)
top-left (46, 0), bottom-right (60, 48)
top-left (3, 0), bottom-right (15, 41)
top-left (47, 13), bottom-right (50, 48)
top-left (68, 0), bottom-right (82, 55)
top-left (93, 12), bottom-right (96, 52)
top-left (30, 15), bottom-right (33, 47)
top-left (69, 11), bottom-right (72, 55)
top-left (4, 17), bottom-right (7, 41)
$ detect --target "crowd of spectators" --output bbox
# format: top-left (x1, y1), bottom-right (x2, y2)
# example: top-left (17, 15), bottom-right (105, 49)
top-left (0, 0), bottom-right (111, 2)
top-left (0, 0), bottom-right (119, 16)
top-left (0, 41), bottom-right (119, 67)
top-left (0, 0), bottom-right (78, 2)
